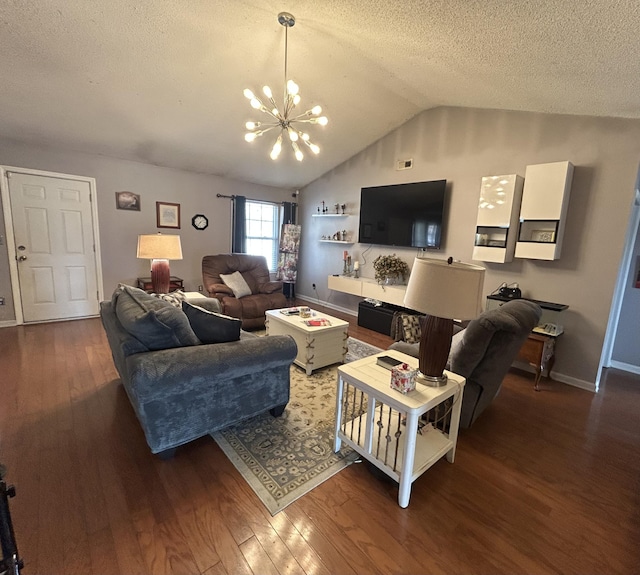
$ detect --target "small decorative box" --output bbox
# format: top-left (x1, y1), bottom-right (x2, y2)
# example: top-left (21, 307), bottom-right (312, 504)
top-left (390, 363), bottom-right (418, 394)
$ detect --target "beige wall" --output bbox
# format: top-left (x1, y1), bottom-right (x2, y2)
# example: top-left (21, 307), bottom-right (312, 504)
top-left (0, 139), bottom-right (290, 323)
top-left (297, 107), bottom-right (640, 388)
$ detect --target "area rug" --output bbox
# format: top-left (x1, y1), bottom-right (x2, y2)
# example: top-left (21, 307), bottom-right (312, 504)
top-left (211, 336), bottom-right (382, 515)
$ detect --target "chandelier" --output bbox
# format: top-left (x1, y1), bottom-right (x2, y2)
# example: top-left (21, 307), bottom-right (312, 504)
top-left (243, 12), bottom-right (328, 162)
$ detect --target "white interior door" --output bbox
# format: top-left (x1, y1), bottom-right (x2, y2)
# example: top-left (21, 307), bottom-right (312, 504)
top-left (8, 171), bottom-right (100, 322)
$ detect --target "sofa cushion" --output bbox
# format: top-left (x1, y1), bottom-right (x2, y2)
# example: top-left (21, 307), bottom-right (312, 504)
top-left (181, 301), bottom-right (242, 344)
top-left (220, 271), bottom-right (252, 298)
top-left (114, 285), bottom-right (200, 350)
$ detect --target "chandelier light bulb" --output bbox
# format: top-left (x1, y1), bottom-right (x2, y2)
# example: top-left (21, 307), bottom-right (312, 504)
top-left (270, 135), bottom-right (283, 160)
top-left (287, 80), bottom-right (299, 96)
top-left (243, 12), bottom-right (327, 161)
top-left (291, 141), bottom-right (304, 161)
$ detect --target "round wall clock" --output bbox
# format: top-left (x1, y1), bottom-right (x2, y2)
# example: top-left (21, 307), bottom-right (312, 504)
top-left (191, 214), bottom-right (209, 230)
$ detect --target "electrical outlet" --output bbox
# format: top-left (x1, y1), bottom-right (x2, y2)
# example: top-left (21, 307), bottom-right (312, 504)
top-left (198, 285), bottom-right (203, 292)
top-left (0, 297), bottom-right (4, 305)
top-left (312, 283), bottom-right (316, 290)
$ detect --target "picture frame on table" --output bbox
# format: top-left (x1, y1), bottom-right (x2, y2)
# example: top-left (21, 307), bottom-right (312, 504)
top-left (156, 202), bottom-right (181, 229)
top-left (115, 191), bottom-right (140, 211)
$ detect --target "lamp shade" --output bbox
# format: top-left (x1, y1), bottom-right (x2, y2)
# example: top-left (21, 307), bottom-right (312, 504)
top-left (136, 234), bottom-right (183, 260)
top-left (404, 258), bottom-right (485, 320)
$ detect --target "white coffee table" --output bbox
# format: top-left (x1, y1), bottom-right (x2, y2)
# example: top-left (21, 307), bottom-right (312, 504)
top-left (265, 307), bottom-right (349, 375)
top-left (334, 349), bottom-right (465, 508)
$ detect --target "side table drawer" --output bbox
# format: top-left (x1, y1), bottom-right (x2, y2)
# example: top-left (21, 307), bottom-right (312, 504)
top-left (517, 336), bottom-right (544, 364)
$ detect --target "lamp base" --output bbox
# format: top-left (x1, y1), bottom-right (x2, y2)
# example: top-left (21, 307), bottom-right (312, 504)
top-left (151, 258), bottom-right (171, 294)
top-left (416, 371), bottom-right (448, 387)
top-left (417, 315), bottom-right (454, 386)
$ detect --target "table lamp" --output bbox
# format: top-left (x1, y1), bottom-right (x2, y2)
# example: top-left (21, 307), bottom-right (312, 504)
top-left (404, 257), bottom-right (485, 386)
top-left (136, 233), bottom-right (183, 294)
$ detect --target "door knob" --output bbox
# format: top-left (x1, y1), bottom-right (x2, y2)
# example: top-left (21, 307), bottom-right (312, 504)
top-left (17, 255), bottom-right (27, 261)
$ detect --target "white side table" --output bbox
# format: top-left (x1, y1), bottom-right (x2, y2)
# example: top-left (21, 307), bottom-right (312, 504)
top-left (334, 350), bottom-right (465, 508)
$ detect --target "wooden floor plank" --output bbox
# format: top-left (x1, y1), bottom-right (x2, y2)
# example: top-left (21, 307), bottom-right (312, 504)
top-left (1, 311), bottom-right (639, 575)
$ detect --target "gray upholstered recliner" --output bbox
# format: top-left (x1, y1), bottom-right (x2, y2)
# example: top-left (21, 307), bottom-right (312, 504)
top-left (389, 299), bottom-right (542, 428)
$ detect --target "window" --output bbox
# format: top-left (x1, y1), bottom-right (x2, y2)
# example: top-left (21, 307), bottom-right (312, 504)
top-left (245, 200), bottom-right (280, 272)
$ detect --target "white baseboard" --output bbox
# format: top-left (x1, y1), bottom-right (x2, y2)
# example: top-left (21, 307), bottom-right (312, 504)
top-left (550, 372), bottom-right (596, 392)
top-left (609, 360), bottom-right (640, 376)
top-left (0, 320), bottom-right (17, 328)
top-left (297, 295), bottom-right (357, 317)
top-left (513, 359), bottom-right (595, 392)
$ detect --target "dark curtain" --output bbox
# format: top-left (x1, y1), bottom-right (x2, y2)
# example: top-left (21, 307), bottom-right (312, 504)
top-left (232, 195), bottom-right (246, 253)
top-left (282, 202), bottom-right (298, 225)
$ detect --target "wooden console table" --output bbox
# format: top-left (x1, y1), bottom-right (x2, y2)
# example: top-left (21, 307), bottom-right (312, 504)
top-left (517, 332), bottom-right (559, 391)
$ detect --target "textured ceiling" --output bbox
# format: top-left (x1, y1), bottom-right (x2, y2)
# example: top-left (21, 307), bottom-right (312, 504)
top-left (1, 1), bottom-right (640, 189)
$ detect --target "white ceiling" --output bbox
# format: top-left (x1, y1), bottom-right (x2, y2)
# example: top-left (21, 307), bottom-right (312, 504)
top-left (2, 1), bottom-right (640, 189)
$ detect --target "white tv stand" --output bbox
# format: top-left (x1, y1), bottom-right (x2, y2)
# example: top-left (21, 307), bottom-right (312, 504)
top-left (327, 275), bottom-right (407, 307)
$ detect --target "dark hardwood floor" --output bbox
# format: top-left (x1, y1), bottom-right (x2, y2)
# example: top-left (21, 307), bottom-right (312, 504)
top-left (1, 303), bottom-right (639, 574)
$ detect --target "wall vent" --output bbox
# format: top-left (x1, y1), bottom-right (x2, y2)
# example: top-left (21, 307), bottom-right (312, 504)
top-left (396, 158), bottom-right (413, 170)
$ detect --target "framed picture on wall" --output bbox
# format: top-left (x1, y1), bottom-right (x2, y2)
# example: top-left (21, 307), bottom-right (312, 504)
top-left (115, 191), bottom-right (140, 211)
top-left (156, 202), bottom-right (181, 229)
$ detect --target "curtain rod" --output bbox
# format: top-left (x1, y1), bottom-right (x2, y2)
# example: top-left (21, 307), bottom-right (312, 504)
top-left (216, 193), bottom-right (297, 206)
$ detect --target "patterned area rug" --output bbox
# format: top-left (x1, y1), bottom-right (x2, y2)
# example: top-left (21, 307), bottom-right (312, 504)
top-left (211, 337), bottom-right (382, 515)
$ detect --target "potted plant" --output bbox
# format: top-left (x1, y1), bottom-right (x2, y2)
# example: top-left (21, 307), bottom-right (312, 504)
top-left (373, 254), bottom-right (410, 284)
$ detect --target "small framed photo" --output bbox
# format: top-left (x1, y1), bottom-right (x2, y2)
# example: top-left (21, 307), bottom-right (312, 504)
top-left (531, 229), bottom-right (555, 243)
top-left (115, 191), bottom-right (140, 211)
top-left (156, 202), bottom-right (181, 229)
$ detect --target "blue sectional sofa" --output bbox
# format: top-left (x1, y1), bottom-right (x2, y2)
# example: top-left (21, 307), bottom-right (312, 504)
top-left (100, 285), bottom-right (297, 457)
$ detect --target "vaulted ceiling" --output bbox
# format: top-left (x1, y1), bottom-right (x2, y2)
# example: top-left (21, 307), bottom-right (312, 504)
top-left (2, 1), bottom-right (639, 189)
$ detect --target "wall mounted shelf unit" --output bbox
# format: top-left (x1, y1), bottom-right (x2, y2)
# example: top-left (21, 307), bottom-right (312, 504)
top-left (472, 174), bottom-right (524, 263)
top-left (312, 213), bottom-right (350, 217)
top-left (515, 161), bottom-right (574, 260)
top-left (319, 240), bottom-right (354, 244)
top-left (327, 275), bottom-right (407, 307)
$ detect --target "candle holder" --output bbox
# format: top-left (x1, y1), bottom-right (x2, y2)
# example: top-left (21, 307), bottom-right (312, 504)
top-left (341, 203), bottom-right (347, 214)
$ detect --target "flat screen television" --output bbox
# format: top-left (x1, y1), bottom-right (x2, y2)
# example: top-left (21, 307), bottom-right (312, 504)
top-left (358, 179), bottom-right (446, 248)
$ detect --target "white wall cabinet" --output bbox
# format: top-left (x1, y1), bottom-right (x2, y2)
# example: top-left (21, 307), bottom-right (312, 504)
top-left (472, 174), bottom-right (524, 263)
top-left (515, 161), bottom-right (574, 260)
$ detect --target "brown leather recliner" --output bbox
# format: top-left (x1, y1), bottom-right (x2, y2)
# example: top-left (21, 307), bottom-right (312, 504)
top-left (202, 254), bottom-right (287, 330)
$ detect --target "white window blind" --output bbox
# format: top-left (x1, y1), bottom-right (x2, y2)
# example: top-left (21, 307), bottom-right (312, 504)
top-left (245, 200), bottom-right (280, 272)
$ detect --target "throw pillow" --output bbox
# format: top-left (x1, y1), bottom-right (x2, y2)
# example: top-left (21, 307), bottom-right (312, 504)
top-left (152, 290), bottom-right (186, 308)
top-left (220, 271), bottom-right (252, 298)
top-left (401, 314), bottom-right (422, 344)
top-left (181, 301), bottom-right (242, 344)
top-left (114, 285), bottom-right (200, 350)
